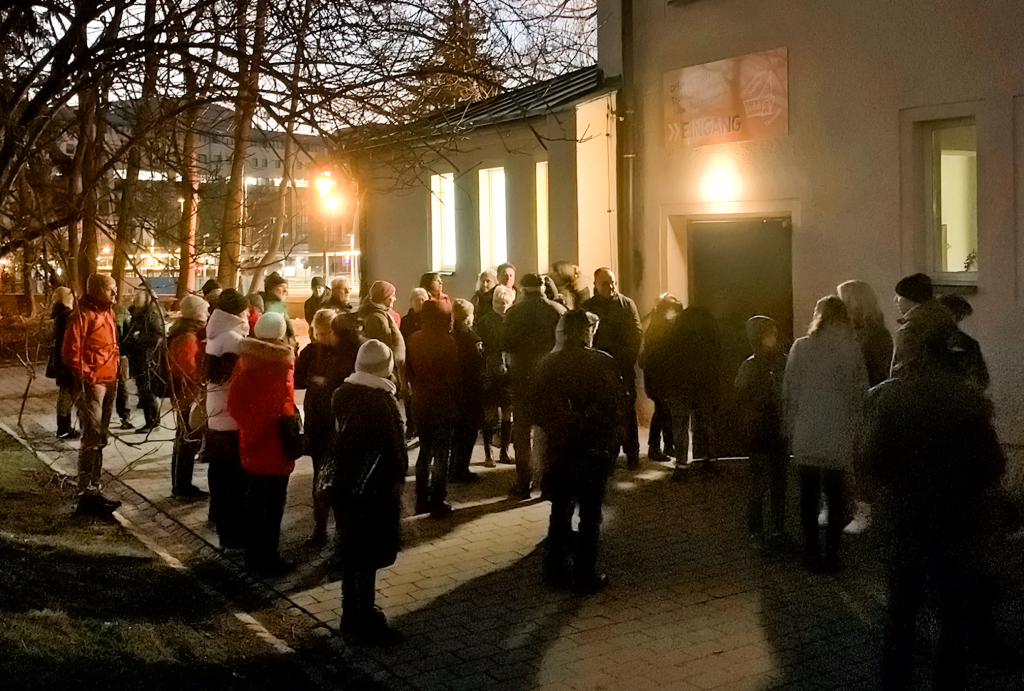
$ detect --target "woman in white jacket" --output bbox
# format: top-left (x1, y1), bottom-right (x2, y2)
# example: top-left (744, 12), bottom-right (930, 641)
top-left (201, 289), bottom-right (250, 549)
top-left (783, 295), bottom-right (868, 572)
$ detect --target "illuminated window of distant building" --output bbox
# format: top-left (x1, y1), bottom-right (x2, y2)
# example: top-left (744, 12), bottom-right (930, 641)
top-left (536, 162), bottom-right (549, 273)
top-left (928, 120), bottom-right (977, 274)
top-left (479, 167), bottom-right (507, 270)
top-left (430, 173), bottom-right (457, 272)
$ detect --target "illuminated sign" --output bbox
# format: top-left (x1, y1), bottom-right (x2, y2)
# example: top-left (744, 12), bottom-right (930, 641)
top-left (664, 48), bottom-right (788, 149)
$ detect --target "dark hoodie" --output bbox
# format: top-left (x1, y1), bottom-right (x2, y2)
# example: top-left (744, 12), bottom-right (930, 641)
top-left (734, 316), bottom-right (786, 453)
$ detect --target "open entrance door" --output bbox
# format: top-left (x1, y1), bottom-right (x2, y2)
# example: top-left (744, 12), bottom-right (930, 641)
top-left (688, 217), bottom-right (793, 458)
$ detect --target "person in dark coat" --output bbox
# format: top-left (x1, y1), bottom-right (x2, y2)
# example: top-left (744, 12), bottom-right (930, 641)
top-left (735, 316), bottom-right (787, 545)
top-left (294, 308), bottom-right (349, 547)
top-left (471, 270), bottom-right (497, 315)
top-left (475, 285), bottom-right (515, 467)
top-left (582, 268), bottom-right (642, 468)
top-left (640, 294), bottom-right (682, 461)
top-left (328, 339), bottom-right (408, 647)
top-left (47, 287), bottom-right (79, 439)
top-left (399, 287), bottom-right (428, 440)
top-left (261, 272), bottom-right (297, 350)
top-left (304, 276), bottom-right (331, 325)
top-left (938, 294), bottom-right (989, 390)
top-left (665, 307), bottom-right (721, 475)
top-left (406, 300), bottom-right (460, 517)
top-left (124, 287), bottom-right (165, 432)
top-left (503, 273), bottom-right (566, 498)
top-left (865, 326), bottom-right (1005, 691)
top-left (533, 310), bottom-right (624, 593)
top-left (890, 273), bottom-right (955, 378)
top-left (450, 299), bottom-right (485, 483)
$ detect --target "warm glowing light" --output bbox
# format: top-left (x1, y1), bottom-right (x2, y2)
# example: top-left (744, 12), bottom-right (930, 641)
top-left (316, 171), bottom-right (334, 198)
top-left (700, 161), bottom-right (742, 202)
top-left (323, 195), bottom-right (342, 213)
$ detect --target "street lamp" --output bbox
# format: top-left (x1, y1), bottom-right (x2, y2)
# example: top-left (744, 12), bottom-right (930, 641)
top-left (316, 170), bottom-right (341, 281)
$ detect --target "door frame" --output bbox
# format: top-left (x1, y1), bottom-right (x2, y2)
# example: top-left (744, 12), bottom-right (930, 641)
top-left (659, 198), bottom-right (801, 335)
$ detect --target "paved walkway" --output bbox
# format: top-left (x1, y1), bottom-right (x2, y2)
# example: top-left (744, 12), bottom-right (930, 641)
top-left (2, 363), bottom-right (1022, 690)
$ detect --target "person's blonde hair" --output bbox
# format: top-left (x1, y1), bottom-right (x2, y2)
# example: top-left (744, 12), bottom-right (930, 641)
top-left (452, 298), bottom-right (474, 327)
top-left (836, 280), bottom-right (884, 328)
top-left (808, 295), bottom-right (850, 336)
top-left (492, 285), bottom-right (515, 314)
top-left (476, 270), bottom-right (497, 293)
top-left (312, 308), bottom-right (338, 343)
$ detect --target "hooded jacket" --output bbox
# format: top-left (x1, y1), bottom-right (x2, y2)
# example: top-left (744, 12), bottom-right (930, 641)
top-left (228, 338), bottom-right (296, 475)
top-left (357, 299), bottom-right (406, 372)
top-left (205, 308), bottom-right (249, 431)
top-left (734, 317), bottom-right (787, 453)
top-left (62, 296), bottom-right (119, 385)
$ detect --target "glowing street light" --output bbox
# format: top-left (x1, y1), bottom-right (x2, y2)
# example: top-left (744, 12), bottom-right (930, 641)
top-left (316, 171), bottom-right (334, 198)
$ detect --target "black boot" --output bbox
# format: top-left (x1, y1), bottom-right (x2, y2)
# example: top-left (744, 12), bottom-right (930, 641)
top-left (499, 420), bottom-right (514, 465)
top-left (57, 414), bottom-right (80, 440)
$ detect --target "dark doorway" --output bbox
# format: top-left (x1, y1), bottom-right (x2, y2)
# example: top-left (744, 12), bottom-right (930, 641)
top-left (687, 217), bottom-right (793, 458)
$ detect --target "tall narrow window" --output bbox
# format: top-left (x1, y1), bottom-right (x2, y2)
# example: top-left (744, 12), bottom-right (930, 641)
top-left (930, 121), bottom-right (977, 273)
top-left (430, 173), bottom-right (456, 272)
top-left (479, 167), bottom-right (507, 270)
top-left (536, 161), bottom-right (549, 273)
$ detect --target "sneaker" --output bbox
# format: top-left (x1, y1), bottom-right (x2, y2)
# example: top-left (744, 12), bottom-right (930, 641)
top-left (172, 485), bottom-right (209, 501)
top-left (508, 483), bottom-right (532, 501)
top-left (844, 502), bottom-right (871, 534)
top-left (57, 429), bottom-right (81, 440)
top-left (648, 447), bottom-right (669, 462)
top-left (429, 502), bottom-right (453, 519)
top-left (75, 494), bottom-right (120, 516)
top-left (483, 458), bottom-right (496, 469)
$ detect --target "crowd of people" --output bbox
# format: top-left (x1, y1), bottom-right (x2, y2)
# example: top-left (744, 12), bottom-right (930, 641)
top-left (46, 265), bottom-right (1006, 672)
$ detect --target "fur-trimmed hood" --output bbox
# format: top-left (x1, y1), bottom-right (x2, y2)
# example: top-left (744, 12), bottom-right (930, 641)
top-left (237, 337), bottom-right (295, 366)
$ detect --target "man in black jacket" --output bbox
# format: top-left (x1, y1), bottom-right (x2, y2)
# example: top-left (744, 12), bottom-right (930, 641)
top-left (582, 268), bottom-right (642, 467)
top-left (533, 310), bottom-right (623, 592)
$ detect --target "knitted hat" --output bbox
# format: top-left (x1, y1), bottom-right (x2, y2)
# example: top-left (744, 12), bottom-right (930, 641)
top-left (216, 288), bottom-right (249, 316)
top-left (179, 294), bottom-right (209, 322)
top-left (86, 273), bottom-right (116, 302)
top-left (355, 339), bottom-right (394, 378)
top-left (254, 311), bottom-right (287, 341)
top-left (201, 278), bottom-right (222, 296)
top-left (452, 298), bottom-right (474, 325)
top-left (895, 273), bottom-right (933, 304)
top-left (369, 280), bottom-right (396, 304)
top-left (264, 272), bottom-right (287, 290)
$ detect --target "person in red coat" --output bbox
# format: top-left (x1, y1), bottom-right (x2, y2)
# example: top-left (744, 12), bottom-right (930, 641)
top-left (167, 295), bottom-right (209, 499)
top-left (62, 273), bottom-right (121, 515)
top-left (228, 311), bottom-right (298, 577)
top-left (406, 300), bottom-right (460, 517)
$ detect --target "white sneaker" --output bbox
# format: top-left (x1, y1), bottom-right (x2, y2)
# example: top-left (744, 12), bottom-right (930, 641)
top-left (844, 502), bottom-right (871, 534)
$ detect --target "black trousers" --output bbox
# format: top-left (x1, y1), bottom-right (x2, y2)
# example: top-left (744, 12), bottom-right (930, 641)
top-left (416, 421), bottom-right (453, 506)
top-left (748, 449), bottom-right (788, 536)
top-left (451, 421), bottom-right (479, 478)
top-left (647, 397), bottom-right (674, 453)
top-left (133, 360), bottom-right (161, 427)
top-left (666, 396), bottom-right (716, 464)
top-left (244, 473), bottom-right (290, 568)
top-left (798, 465), bottom-right (845, 562)
top-left (171, 406), bottom-right (201, 494)
top-left (545, 468), bottom-right (609, 581)
top-left (204, 430), bottom-right (247, 547)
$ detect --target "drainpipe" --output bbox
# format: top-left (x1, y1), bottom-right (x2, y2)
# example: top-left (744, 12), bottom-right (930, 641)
top-left (616, 0), bottom-right (638, 292)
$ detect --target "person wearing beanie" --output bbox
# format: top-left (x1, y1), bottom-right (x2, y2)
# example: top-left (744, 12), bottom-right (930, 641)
top-left (260, 272), bottom-right (297, 350)
top-left (582, 267), bottom-right (643, 468)
top-left (503, 272), bottom-right (566, 499)
top-left (124, 287), bottom-right (165, 432)
top-left (476, 284), bottom-right (515, 467)
top-left (357, 280), bottom-right (405, 383)
top-left (295, 308), bottom-right (355, 548)
top-left (405, 300), bottom-right (460, 517)
top-left (202, 288), bottom-right (250, 548)
top-left (228, 310), bottom-right (299, 577)
top-left (167, 294), bottom-right (210, 499)
top-left (890, 273), bottom-right (954, 378)
top-left (532, 309), bottom-right (624, 593)
top-left (46, 287), bottom-right (79, 439)
top-left (304, 276), bottom-right (331, 325)
top-left (62, 273), bottom-right (121, 515)
top-left (327, 338), bottom-right (407, 646)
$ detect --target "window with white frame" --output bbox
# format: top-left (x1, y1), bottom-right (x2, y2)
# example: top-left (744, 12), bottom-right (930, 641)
top-left (479, 167), bottom-right (507, 271)
top-left (536, 161), bottom-right (549, 273)
top-left (430, 172), bottom-right (457, 272)
top-left (928, 120), bottom-right (978, 274)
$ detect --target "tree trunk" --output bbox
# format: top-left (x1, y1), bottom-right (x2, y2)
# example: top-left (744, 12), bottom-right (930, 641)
top-left (217, 0), bottom-right (269, 290)
top-left (177, 125), bottom-right (199, 298)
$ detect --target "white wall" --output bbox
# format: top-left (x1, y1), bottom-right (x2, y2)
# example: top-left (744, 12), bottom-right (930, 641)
top-left (576, 94), bottom-right (619, 280)
top-left (629, 0), bottom-right (1024, 451)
